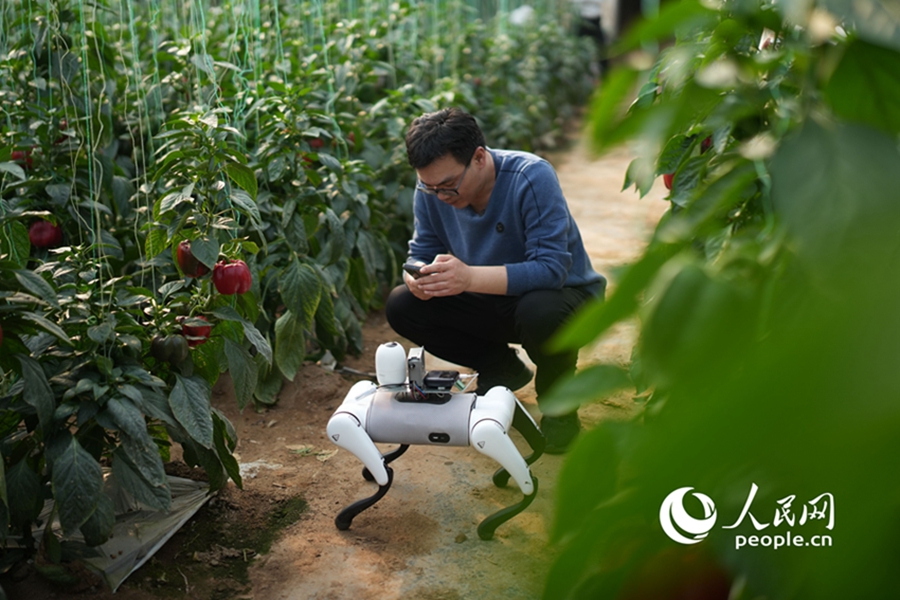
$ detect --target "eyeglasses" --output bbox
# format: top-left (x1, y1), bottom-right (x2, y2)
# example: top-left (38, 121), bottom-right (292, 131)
top-left (416, 163), bottom-right (470, 197)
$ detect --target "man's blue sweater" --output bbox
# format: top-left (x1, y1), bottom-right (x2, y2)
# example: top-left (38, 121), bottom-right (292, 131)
top-left (408, 149), bottom-right (604, 296)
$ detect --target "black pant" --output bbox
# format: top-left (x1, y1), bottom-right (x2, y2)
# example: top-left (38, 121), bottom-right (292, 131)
top-left (385, 285), bottom-right (601, 403)
top-left (577, 16), bottom-right (609, 76)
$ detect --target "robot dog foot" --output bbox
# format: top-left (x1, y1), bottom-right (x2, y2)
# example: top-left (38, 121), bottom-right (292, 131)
top-left (477, 476), bottom-right (540, 541)
top-left (335, 466), bottom-right (395, 531)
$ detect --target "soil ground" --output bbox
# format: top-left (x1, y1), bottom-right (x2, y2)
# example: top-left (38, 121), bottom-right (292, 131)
top-left (1, 129), bottom-right (669, 600)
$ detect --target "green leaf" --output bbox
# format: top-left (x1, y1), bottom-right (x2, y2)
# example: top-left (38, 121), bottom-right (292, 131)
top-left (118, 384), bottom-right (144, 407)
top-left (87, 321), bottom-right (115, 344)
top-left (224, 338), bottom-right (258, 411)
top-left (657, 134), bottom-right (693, 174)
top-left (17, 356), bottom-right (55, 431)
top-left (824, 0), bottom-right (900, 52)
top-left (586, 67), bottom-right (642, 153)
top-left (0, 161), bottom-right (27, 181)
top-left (213, 412), bottom-right (242, 489)
top-left (153, 149), bottom-right (187, 180)
top-left (105, 397), bottom-right (149, 440)
top-left (323, 208), bottom-right (346, 265)
top-left (189, 235), bottom-right (219, 270)
top-left (230, 189), bottom-right (262, 226)
top-left (145, 228), bottom-right (168, 259)
top-left (22, 312), bottom-right (72, 343)
top-left (95, 228), bottom-right (124, 261)
top-left (552, 425), bottom-right (618, 543)
top-left (824, 40), bottom-right (900, 137)
top-left (550, 244), bottom-right (678, 351)
top-left (7, 459), bottom-right (43, 528)
top-left (180, 437), bottom-right (226, 491)
top-left (112, 446), bottom-right (172, 512)
top-left (254, 356), bottom-right (283, 405)
top-left (267, 155), bottom-right (286, 182)
top-left (655, 162), bottom-right (758, 244)
top-left (45, 183), bottom-right (70, 204)
top-left (275, 310), bottom-right (305, 381)
top-left (318, 152), bottom-right (343, 174)
top-left (770, 120), bottom-right (900, 274)
top-left (623, 156), bottom-right (656, 197)
top-left (120, 429), bottom-right (169, 490)
top-left (284, 211), bottom-right (309, 255)
top-left (210, 305), bottom-right (244, 323)
top-left (280, 258), bottom-right (322, 328)
top-left (14, 269), bottom-right (59, 309)
top-left (158, 183), bottom-right (195, 215)
top-left (0, 220), bottom-right (30, 267)
top-left (642, 264), bottom-right (753, 384)
top-left (539, 364), bottom-right (632, 417)
top-left (112, 175), bottom-right (135, 216)
top-left (138, 385), bottom-right (179, 428)
top-left (348, 256), bottom-right (377, 308)
top-left (226, 162), bottom-right (258, 200)
top-left (79, 493), bottom-right (115, 546)
top-left (542, 492), bottom-right (638, 600)
top-left (343, 306), bottom-right (364, 354)
top-left (199, 109), bottom-right (218, 126)
top-left (314, 291), bottom-right (339, 337)
top-left (355, 229), bottom-right (382, 276)
top-left (51, 433), bottom-right (104, 533)
top-left (670, 155), bottom-right (706, 208)
top-left (211, 306), bottom-right (272, 364)
top-left (169, 375), bottom-right (214, 448)
top-left (241, 320), bottom-right (272, 365)
top-left (631, 81), bottom-right (660, 113)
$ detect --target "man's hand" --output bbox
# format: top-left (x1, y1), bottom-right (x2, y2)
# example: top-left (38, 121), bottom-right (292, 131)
top-left (411, 255), bottom-right (508, 297)
top-left (418, 254), bottom-right (472, 297)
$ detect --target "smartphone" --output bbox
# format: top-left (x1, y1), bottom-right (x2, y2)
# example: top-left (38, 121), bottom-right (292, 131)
top-left (403, 261), bottom-right (426, 279)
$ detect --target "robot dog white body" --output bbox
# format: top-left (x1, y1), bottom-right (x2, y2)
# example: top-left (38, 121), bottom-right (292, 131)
top-left (326, 342), bottom-right (543, 539)
top-left (328, 381), bottom-right (533, 495)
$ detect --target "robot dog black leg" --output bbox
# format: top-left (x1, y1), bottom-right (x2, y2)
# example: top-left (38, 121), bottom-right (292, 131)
top-left (362, 444), bottom-right (409, 482)
top-left (491, 402), bottom-right (546, 489)
top-left (477, 475), bottom-right (540, 540)
top-left (335, 466), bottom-right (395, 531)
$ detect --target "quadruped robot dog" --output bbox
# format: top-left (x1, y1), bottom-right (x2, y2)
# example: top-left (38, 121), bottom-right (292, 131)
top-left (326, 342), bottom-right (545, 540)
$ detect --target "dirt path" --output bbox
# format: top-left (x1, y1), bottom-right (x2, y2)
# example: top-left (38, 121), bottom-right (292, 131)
top-left (3, 132), bottom-right (668, 600)
top-left (232, 138), bottom-right (670, 600)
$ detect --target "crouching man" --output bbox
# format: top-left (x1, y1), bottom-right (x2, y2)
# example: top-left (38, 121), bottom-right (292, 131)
top-left (385, 107), bottom-right (605, 453)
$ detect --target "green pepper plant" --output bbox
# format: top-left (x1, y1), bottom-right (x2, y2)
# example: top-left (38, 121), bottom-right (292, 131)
top-left (541, 1), bottom-right (900, 598)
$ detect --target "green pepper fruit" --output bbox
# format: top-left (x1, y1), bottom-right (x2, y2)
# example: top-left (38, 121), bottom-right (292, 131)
top-left (150, 335), bottom-right (170, 362)
top-left (164, 334), bottom-right (190, 363)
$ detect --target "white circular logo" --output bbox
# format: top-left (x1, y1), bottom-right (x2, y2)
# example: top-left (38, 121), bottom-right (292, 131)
top-left (659, 487), bottom-right (717, 544)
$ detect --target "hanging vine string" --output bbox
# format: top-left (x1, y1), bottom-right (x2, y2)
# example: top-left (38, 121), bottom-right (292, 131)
top-left (120, 0), bottom-right (160, 296)
top-left (75, 0), bottom-right (101, 262)
top-left (225, 0), bottom-right (253, 149)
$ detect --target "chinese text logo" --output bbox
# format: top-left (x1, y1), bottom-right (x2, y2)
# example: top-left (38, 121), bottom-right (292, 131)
top-left (659, 483), bottom-right (835, 549)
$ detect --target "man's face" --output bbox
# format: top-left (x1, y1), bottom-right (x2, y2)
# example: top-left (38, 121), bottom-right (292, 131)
top-left (415, 153), bottom-right (474, 210)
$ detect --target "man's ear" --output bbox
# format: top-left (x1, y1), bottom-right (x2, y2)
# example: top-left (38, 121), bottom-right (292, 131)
top-left (473, 146), bottom-right (487, 167)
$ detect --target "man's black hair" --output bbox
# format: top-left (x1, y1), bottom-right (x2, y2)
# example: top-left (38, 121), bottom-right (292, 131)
top-left (405, 107), bottom-right (486, 169)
